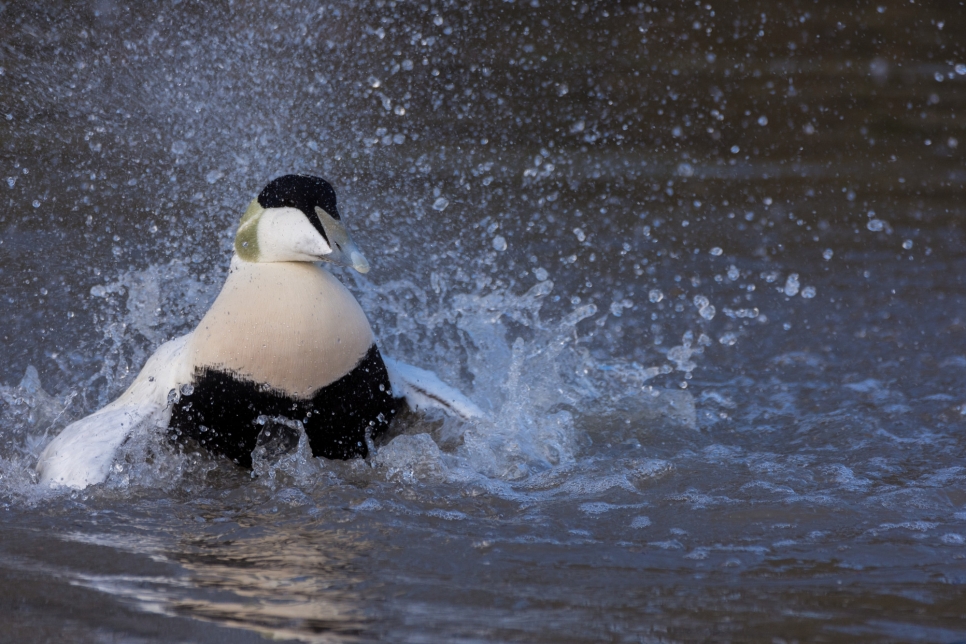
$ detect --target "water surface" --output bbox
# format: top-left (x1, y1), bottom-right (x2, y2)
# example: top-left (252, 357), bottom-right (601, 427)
top-left (2, 1), bottom-right (966, 641)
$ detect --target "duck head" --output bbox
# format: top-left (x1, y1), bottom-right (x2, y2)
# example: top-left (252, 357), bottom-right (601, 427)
top-left (234, 174), bottom-right (370, 273)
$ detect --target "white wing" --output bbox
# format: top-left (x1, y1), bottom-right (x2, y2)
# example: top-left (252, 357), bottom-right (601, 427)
top-left (36, 334), bottom-right (192, 490)
top-left (382, 356), bottom-right (484, 421)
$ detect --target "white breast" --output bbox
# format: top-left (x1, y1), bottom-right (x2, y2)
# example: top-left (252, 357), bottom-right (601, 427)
top-left (183, 256), bottom-right (375, 399)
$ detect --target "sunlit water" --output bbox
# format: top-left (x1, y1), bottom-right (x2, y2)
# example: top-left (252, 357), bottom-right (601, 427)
top-left (2, 1), bottom-right (966, 642)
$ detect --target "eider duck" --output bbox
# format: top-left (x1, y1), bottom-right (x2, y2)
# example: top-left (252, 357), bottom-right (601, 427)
top-left (37, 174), bottom-right (481, 489)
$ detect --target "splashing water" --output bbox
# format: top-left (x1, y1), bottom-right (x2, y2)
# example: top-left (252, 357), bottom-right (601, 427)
top-left (0, 252), bottom-right (707, 502)
top-left (2, 1), bottom-right (964, 641)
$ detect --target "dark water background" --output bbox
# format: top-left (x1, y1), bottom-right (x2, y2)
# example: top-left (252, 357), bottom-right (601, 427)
top-left (2, 1), bottom-right (966, 642)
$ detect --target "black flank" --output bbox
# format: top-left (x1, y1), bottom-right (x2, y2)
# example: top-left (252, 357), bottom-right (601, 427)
top-left (168, 344), bottom-right (397, 467)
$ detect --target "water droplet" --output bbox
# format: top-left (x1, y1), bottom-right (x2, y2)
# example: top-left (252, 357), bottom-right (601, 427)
top-left (693, 295), bottom-right (715, 320)
top-left (393, 105), bottom-right (406, 116)
top-left (180, 383), bottom-right (194, 396)
top-left (730, 145), bottom-right (740, 154)
top-left (5, 177), bottom-right (15, 188)
top-left (801, 286), bottom-right (816, 299)
top-left (823, 249), bottom-right (834, 261)
top-left (902, 239), bottom-right (913, 250)
top-left (719, 332), bottom-right (738, 346)
top-left (573, 227), bottom-right (586, 242)
top-left (492, 235), bottom-right (507, 251)
top-left (39, 288), bottom-right (47, 295)
top-left (866, 219), bottom-right (885, 232)
top-left (757, 115), bottom-right (768, 126)
top-left (402, 59), bottom-right (414, 71)
top-left (432, 197), bottom-right (449, 211)
top-left (648, 289), bottom-right (664, 303)
top-left (783, 274), bottom-right (800, 297)
top-left (709, 247), bottom-right (723, 256)
top-left (433, 15), bottom-right (443, 25)
top-left (534, 267), bottom-right (549, 281)
top-left (32, 200), bottom-right (40, 208)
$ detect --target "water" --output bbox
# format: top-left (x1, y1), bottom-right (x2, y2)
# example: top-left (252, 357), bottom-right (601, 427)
top-left (2, 1), bottom-right (966, 641)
